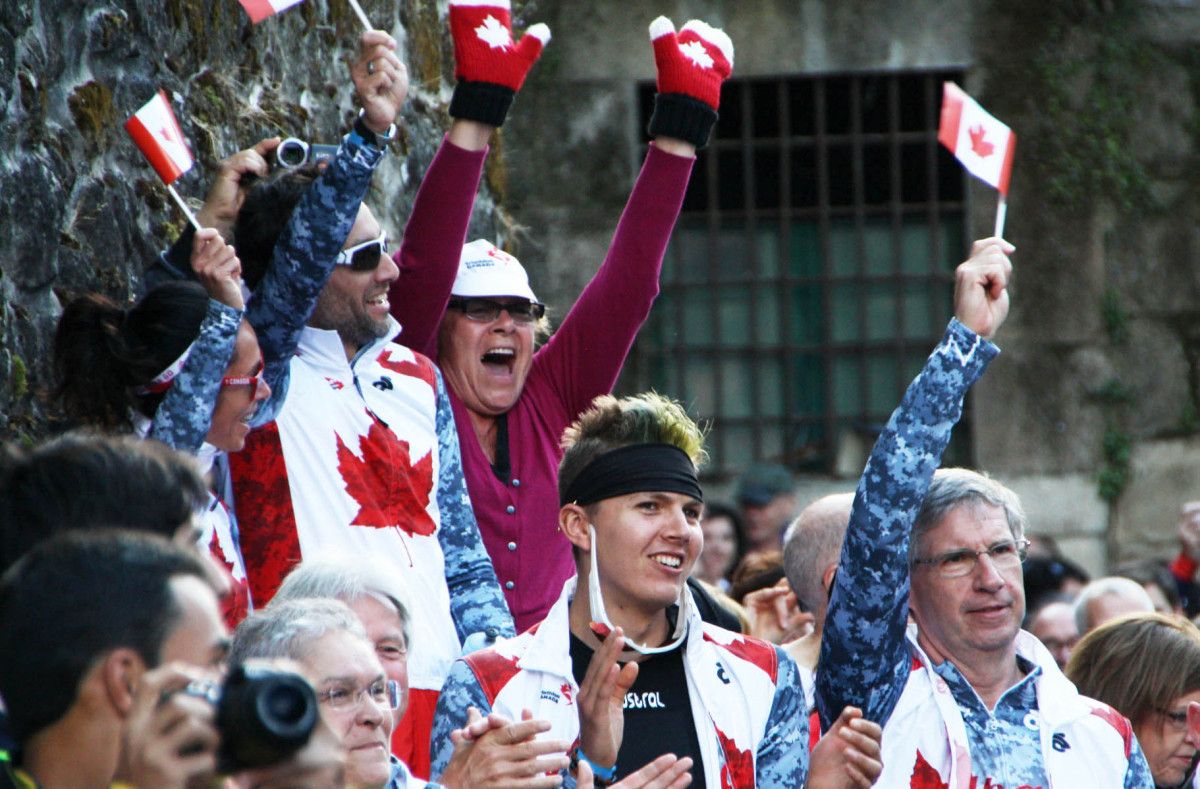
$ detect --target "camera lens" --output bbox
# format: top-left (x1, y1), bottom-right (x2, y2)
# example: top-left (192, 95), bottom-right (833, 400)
top-left (258, 681), bottom-right (311, 729)
top-left (216, 664), bottom-right (317, 773)
top-left (275, 138), bottom-right (308, 169)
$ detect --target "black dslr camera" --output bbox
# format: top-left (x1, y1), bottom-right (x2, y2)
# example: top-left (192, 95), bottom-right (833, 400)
top-left (275, 138), bottom-right (338, 169)
top-left (183, 664), bottom-right (318, 773)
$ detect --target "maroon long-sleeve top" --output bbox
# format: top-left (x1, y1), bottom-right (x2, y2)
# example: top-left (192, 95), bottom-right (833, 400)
top-left (391, 139), bottom-right (694, 630)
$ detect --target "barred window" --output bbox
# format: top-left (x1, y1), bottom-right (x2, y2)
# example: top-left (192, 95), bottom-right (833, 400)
top-left (626, 70), bottom-right (971, 475)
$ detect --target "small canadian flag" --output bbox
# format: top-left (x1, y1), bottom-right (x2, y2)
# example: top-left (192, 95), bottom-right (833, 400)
top-left (238, 0), bottom-right (306, 24)
top-left (124, 90), bottom-right (194, 185)
top-left (938, 82), bottom-right (1015, 196)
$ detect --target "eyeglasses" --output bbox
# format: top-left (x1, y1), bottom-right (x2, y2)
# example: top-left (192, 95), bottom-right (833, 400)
top-left (334, 232), bottom-right (388, 272)
top-left (448, 297), bottom-right (545, 324)
top-left (913, 538), bottom-right (1030, 578)
top-left (316, 678), bottom-right (402, 711)
top-left (220, 360), bottom-right (264, 391)
top-left (1159, 708), bottom-right (1189, 732)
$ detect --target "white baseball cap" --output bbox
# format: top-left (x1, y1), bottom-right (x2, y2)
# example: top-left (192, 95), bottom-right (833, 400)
top-left (452, 239), bottom-right (538, 302)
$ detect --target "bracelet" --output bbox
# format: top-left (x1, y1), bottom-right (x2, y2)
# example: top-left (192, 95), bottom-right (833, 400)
top-left (570, 746), bottom-right (617, 785)
top-left (353, 108), bottom-right (397, 146)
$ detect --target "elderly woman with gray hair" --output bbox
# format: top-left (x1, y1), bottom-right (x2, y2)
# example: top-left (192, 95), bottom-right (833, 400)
top-left (230, 598), bottom-right (410, 789)
top-left (264, 559), bottom-right (573, 788)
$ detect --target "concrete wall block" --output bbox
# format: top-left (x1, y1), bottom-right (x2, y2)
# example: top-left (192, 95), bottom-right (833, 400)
top-left (1112, 318), bottom-right (1191, 436)
top-left (995, 473), bottom-right (1108, 538)
top-left (1113, 436), bottom-right (1200, 563)
top-left (972, 345), bottom-right (1107, 475)
top-left (1052, 535), bottom-right (1108, 579)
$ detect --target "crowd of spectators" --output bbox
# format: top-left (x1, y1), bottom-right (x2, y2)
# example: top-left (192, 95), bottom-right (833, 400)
top-left (2, 2), bottom-right (1199, 788)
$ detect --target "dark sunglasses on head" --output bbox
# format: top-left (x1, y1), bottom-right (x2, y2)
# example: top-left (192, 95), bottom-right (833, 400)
top-left (221, 360), bottom-right (264, 391)
top-left (334, 232), bottom-right (388, 272)
top-left (448, 297), bottom-right (546, 324)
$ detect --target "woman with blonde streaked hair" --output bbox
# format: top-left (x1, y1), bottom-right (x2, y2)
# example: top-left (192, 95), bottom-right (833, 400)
top-left (1066, 612), bottom-right (1200, 787)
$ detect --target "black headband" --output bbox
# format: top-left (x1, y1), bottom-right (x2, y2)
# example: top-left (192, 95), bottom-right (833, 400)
top-left (561, 443), bottom-right (703, 506)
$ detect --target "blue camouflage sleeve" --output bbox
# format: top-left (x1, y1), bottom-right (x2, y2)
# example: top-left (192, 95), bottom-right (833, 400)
top-left (245, 129), bottom-right (384, 421)
top-left (1124, 735), bottom-right (1153, 788)
top-left (434, 370), bottom-right (516, 642)
top-left (815, 319), bottom-right (998, 732)
top-left (756, 648), bottom-right (808, 785)
top-left (150, 299), bottom-right (241, 453)
top-left (429, 658), bottom-right (493, 779)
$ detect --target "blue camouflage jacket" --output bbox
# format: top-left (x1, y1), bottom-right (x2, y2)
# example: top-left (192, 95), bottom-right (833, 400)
top-left (815, 319), bottom-right (1152, 788)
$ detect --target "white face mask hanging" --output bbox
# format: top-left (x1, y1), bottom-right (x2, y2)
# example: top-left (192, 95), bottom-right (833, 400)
top-left (587, 523), bottom-right (691, 655)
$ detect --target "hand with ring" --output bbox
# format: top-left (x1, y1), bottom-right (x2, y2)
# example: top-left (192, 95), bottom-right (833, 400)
top-left (352, 30), bottom-right (407, 135)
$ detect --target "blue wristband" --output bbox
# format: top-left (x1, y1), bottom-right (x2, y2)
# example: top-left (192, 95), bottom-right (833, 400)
top-left (574, 747), bottom-right (617, 783)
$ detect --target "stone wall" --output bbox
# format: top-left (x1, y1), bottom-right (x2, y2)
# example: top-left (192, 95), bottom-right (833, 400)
top-left (0, 0), bottom-right (504, 443)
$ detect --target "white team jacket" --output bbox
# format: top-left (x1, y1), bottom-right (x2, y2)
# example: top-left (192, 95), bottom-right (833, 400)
top-left (880, 626), bottom-right (1141, 788)
top-left (232, 322), bottom-right (460, 690)
top-left (449, 579), bottom-right (805, 788)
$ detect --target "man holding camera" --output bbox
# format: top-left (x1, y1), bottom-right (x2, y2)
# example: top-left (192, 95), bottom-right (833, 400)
top-left (0, 530), bottom-right (348, 789)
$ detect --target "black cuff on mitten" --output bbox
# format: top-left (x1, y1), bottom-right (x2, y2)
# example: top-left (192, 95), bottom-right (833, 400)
top-left (450, 81), bottom-right (516, 127)
top-left (647, 93), bottom-right (719, 149)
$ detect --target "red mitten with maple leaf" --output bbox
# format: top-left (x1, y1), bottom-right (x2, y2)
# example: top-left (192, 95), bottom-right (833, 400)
top-left (448, 0), bottom-right (550, 127)
top-left (647, 16), bottom-right (734, 149)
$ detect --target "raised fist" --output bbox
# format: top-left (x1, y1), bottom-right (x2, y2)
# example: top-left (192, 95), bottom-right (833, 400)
top-left (953, 237), bottom-right (1013, 341)
top-left (448, 0), bottom-right (550, 127)
top-left (646, 17), bottom-right (734, 149)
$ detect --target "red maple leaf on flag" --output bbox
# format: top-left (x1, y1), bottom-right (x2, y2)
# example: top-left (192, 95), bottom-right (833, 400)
top-left (379, 350), bottom-right (436, 388)
top-left (909, 751), bottom-right (949, 788)
top-left (716, 728), bottom-right (755, 789)
top-left (335, 420), bottom-right (436, 536)
top-left (968, 124), bottom-right (994, 158)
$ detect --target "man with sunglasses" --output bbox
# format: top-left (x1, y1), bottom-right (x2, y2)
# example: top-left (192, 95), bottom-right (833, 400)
top-left (218, 23), bottom-right (518, 778)
top-left (384, 11), bottom-right (737, 634)
top-left (814, 238), bottom-right (1153, 786)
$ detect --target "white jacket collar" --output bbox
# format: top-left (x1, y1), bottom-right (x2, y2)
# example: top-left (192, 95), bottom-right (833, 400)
top-left (297, 316), bottom-right (403, 375)
top-left (518, 576), bottom-right (704, 677)
top-left (906, 624), bottom-right (1094, 728)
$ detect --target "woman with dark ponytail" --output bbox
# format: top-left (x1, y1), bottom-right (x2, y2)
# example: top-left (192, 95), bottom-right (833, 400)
top-left (54, 280), bottom-right (211, 433)
top-left (54, 228), bottom-right (272, 625)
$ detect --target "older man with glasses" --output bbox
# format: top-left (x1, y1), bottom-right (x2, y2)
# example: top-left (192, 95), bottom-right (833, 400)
top-left (815, 237), bottom-right (1154, 787)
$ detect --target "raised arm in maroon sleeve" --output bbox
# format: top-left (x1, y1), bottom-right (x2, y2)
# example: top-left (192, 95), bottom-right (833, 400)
top-left (387, 136), bottom-right (488, 358)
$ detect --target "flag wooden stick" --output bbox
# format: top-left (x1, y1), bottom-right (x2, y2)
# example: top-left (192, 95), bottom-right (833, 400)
top-left (167, 184), bottom-right (203, 232)
top-left (346, 0), bottom-right (372, 30)
top-left (994, 195), bottom-right (1007, 239)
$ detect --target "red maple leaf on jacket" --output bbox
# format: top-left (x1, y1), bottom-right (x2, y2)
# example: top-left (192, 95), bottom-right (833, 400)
top-left (378, 349), bottom-right (436, 387)
top-left (968, 124), bottom-right (994, 158)
top-left (910, 750), bottom-right (949, 788)
top-left (716, 728), bottom-right (755, 789)
top-left (335, 419), bottom-right (436, 536)
top-left (703, 631), bottom-right (779, 683)
top-left (463, 649), bottom-right (522, 705)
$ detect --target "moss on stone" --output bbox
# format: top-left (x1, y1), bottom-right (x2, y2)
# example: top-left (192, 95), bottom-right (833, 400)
top-left (67, 81), bottom-right (115, 146)
top-left (10, 354), bottom-right (26, 401)
top-left (408, 0), bottom-right (444, 91)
